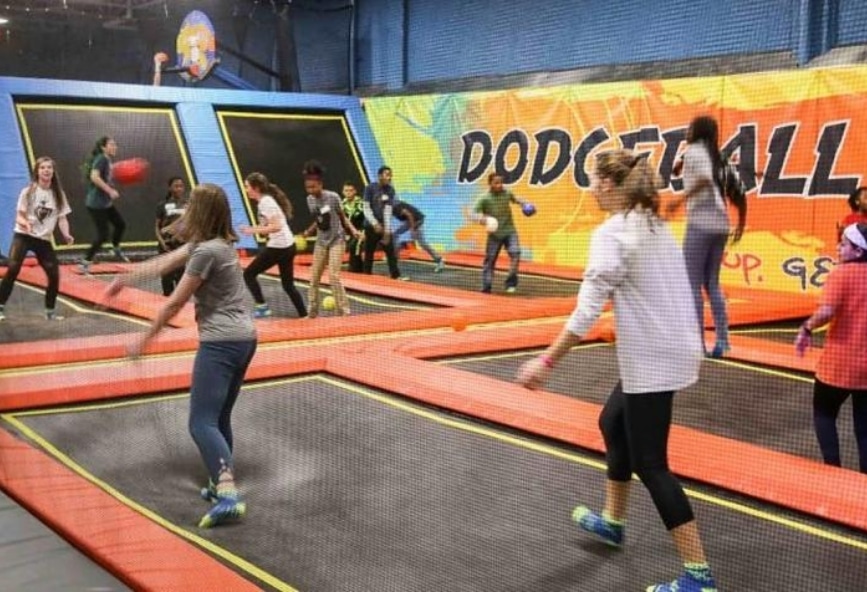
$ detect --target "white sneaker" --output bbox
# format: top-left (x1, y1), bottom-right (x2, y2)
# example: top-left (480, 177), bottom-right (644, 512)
top-left (434, 258), bottom-right (445, 273)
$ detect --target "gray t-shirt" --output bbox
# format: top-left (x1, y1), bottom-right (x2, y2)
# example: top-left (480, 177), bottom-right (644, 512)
top-left (684, 142), bottom-right (729, 235)
top-left (185, 239), bottom-right (256, 342)
top-left (307, 190), bottom-right (345, 248)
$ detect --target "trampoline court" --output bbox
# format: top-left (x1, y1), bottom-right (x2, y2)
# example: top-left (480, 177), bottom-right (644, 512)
top-left (1, 248), bottom-right (865, 592)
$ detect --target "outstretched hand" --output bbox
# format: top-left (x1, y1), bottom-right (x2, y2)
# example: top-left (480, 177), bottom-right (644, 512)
top-left (516, 356), bottom-right (552, 390)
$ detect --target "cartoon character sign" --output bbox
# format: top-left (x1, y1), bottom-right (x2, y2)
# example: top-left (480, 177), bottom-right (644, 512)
top-left (176, 10), bottom-right (217, 82)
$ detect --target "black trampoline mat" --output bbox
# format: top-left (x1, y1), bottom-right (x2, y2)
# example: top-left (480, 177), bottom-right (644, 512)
top-left (6, 376), bottom-right (866, 592)
top-left (373, 259), bottom-right (581, 297)
top-left (442, 345), bottom-right (861, 468)
top-left (91, 273), bottom-right (433, 318)
top-left (0, 281), bottom-right (146, 344)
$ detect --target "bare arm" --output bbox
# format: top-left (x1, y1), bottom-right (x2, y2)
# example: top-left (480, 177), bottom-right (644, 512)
top-left (90, 168), bottom-right (119, 199)
top-left (57, 215), bottom-right (73, 244)
top-left (131, 272), bottom-right (202, 356)
top-left (795, 303), bottom-right (835, 356)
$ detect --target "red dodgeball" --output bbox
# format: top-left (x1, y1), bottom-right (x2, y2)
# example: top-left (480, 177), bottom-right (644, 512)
top-left (112, 158), bottom-right (151, 185)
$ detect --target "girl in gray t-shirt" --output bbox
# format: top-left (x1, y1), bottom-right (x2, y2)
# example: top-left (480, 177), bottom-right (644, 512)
top-left (103, 183), bottom-right (256, 529)
top-left (300, 161), bottom-right (361, 317)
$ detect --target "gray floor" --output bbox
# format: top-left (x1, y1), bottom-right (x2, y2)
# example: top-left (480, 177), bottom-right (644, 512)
top-left (0, 490), bottom-right (130, 591)
top-left (7, 376), bottom-right (866, 591)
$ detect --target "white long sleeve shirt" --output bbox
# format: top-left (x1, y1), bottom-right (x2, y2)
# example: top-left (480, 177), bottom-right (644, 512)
top-left (567, 210), bottom-right (703, 393)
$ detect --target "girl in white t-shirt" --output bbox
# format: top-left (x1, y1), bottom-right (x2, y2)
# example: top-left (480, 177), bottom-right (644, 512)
top-left (0, 156), bottom-right (74, 321)
top-left (239, 172), bottom-right (307, 319)
top-left (517, 150), bottom-right (716, 592)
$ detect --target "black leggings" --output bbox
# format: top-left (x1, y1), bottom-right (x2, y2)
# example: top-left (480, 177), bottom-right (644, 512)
top-left (243, 245), bottom-right (307, 317)
top-left (599, 382), bottom-right (694, 530)
top-left (84, 206), bottom-right (126, 261)
top-left (0, 233), bottom-right (60, 309)
top-left (813, 378), bottom-right (867, 473)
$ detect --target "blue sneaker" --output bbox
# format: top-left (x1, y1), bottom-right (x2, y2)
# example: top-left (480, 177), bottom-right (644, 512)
top-left (572, 505), bottom-right (624, 548)
top-left (198, 496), bottom-right (246, 528)
top-left (253, 304), bottom-right (272, 319)
top-left (646, 571), bottom-right (717, 592)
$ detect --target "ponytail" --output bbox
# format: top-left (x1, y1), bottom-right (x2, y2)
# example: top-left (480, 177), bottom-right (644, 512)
top-left (81, 136), bottom-right (111, 181)
top-left (595, 150), bottom-right (660, 215)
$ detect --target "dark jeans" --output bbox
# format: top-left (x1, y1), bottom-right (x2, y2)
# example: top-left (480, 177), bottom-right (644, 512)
top-left (599, 382), bottom-right (694, 530)
top-left (362, 226), bottom-right (401, 279)
top-left (482, 232), bottom-right (520, 292)
top-left (0, 233), bottom-right (60, 309)
top-left (158, 246), bottom-right (184, 296)
top-left (243, 245), bottom-right (307, 317)
top-left (189, 339), bottom-right (257, 482)
top-left (346, 236), bottom-right (364, 272)
top-left (813, 378), bottom-right (867, 473)
top-left (84, 206), bottom-right (126, 261)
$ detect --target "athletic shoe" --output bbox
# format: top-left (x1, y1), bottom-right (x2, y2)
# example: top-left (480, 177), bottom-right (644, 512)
top-left (505, 286), bottom-right (517, 294)
top-left (198, 496), bottom-right (246, 528)
top-left (0, 307), bottom-right (5, 322)
top-left (45, 309), bottom-right (65, 321)
top-left (571, 505), bottom-right (624, 548)
top-left (253, 304), bottom-right (272, 319)
top-left (434, 258), bottom-right (445, 273)
top-left (200, 481), bottom-right (218, 503)
top-left (397, 275), bottom-right (411, 282)
top-left (113, 248), bottom-right (131, 263)
top-left (77, 259), bottom-right (92, 274)
top-left (646, 571), bottom-right (717, 592)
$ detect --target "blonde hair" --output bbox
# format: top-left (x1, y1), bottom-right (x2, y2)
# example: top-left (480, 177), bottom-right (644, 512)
top-left (179, 183), bottom-right (237, 243)
top-left (595, 150), bottom-right (660, 215)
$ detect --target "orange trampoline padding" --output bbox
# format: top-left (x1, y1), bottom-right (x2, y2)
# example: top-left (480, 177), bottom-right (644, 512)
top-left (0, 431), bottom-right (260, 592)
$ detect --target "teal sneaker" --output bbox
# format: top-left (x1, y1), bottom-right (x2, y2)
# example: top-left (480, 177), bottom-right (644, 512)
top-left (572, 505), bottom-right (624, 548)
top-left (646, 571), bottom-right (717, 592)
top-left (253, 304), bottom-right (272, 319)
top-left (113, 248), bottom-right (131, 263)
top-left (198, 496), bottom-right (246, 528)
top-left (45, 309), bottom-right (65, 321)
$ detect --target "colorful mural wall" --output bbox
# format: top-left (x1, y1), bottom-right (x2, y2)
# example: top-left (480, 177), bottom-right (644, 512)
top-left (364, 66), bottom-right (867, 294)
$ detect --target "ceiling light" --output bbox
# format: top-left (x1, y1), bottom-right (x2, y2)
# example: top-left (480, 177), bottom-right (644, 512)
top-left (0, 17), bottom-right (9, 25)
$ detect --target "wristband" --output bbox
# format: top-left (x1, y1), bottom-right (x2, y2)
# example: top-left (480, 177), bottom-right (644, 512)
top-left (539, 354), bottom-right (555, 369)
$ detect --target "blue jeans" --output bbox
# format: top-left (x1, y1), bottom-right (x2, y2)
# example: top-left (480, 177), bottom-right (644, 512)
top-left (482, 232), bottom-right (520, 292)
top-left (683, 225), bottom-right (729, 349)
top-left (189, 339), bottom-right (257, 481)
